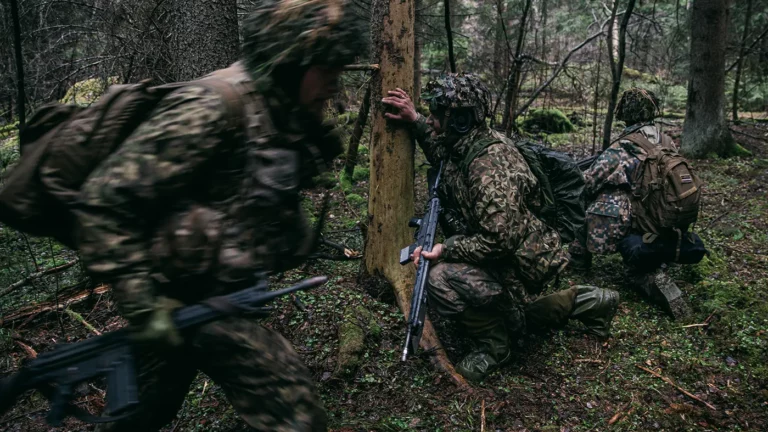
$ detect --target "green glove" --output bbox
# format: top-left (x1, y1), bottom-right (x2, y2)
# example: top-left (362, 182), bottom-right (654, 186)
top-left (128, 296), bottom-right (184, 348)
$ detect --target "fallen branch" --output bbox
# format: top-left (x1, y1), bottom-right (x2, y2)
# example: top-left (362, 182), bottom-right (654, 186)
top-left (0, 284), bottom-right (109, 326)
top-left (681, 323), bottom-right (709, 328)
top-left (728, 126), bottom-right (768, 143)
top-left (636, 365), bottom-right (716, 410)
top-left (64, 308), bottom-right (102, 335)
top-left (343, 64), bottom-right (380, 71)
top-left (14, 340), bottom-right (38, 359)
top-left (0, 259), bottom-right (80, 298)
top-left (480, 399), bottom-right (486, 432)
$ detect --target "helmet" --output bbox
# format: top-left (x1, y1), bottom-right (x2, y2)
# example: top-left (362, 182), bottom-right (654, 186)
top-left (615, 87), bottom-right (661, 126)
top-left (421, 73), bottom-right (491, 129)
top-left (242, 0), bottom-right (367, 76)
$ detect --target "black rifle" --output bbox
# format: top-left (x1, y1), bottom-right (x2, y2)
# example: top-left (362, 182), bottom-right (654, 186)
top-left (0, 275), bottom-right (328, 426)
top-left (398, 161), bottom-right (443, 361)
top-left (577, 154), bottom-right (599, 171)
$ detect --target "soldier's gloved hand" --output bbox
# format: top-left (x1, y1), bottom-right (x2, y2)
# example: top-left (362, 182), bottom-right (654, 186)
top-left (128, 296), bottom-right (184, 349)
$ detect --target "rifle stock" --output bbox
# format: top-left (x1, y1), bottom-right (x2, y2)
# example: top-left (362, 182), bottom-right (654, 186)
top-left (0, 275), bottom-right (328, 426)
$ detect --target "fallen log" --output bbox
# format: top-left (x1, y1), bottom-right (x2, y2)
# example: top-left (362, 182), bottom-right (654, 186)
top-left (0, 284), bottom-right (109, 326)
top-left (0, 259), bottom-right (80, 299)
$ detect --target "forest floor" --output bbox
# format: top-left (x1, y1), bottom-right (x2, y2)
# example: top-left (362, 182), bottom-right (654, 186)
top-left (0, 116), bottom-right (766, 432)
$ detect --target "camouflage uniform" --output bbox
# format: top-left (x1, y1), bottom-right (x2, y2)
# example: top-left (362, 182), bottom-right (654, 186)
top-left (74, 1), bottom-right (365, 430)
top-left (410, 74), bottom-right (619, 381)
top-left (570, 88), bottom-right (691, 319)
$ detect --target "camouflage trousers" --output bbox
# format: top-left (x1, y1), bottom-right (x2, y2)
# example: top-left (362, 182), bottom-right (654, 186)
top-left (427, 262), bottom-right (577, 334)
top-left (95, 317), bottom-right (326, 432)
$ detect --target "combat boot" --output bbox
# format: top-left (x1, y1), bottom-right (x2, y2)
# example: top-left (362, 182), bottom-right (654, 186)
top-left (569, 286), bottom-right (620, 339)
top-left (455, 307), bottom-right (511, 382)
top-left (625, 265), bottom-right (691, 320)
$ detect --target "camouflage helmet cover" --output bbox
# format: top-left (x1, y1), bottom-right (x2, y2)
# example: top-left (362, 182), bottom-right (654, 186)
top-left (421, 73), bottom-right (492, 122)
top-left (242, 0), bottom-right (367, 76)
top-left (615, 87), bottom-right (661, 125)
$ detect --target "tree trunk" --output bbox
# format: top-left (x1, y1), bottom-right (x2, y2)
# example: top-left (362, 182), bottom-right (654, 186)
top-left (592, 39), bottom-right (603, 154)
top-left (10, 0), bottom-right (25, 129)
top-left (170, 0), bottom-right (240, 81)
top-left (344, 84), bottom-right (371, 178)
top-left (414, 0), bottom-right (423, 103)
top-left (367, 0), bottom-right (468, 389)
top-left (682, 0), bottom-right (735, 158)
top-left (501, 0), bottom-right (532, 134)
top-left (731, 0), bottom-right (752, 122)
top-left (444, 0), bottom-right (457, 73)
top-left (601, 0), bottom-right (636, 150)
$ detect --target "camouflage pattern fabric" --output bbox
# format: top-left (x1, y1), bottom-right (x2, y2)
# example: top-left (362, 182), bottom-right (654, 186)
top-left (95, 317), bottom-right (326, 432)
top-left (242, 0), bottom-right (367, 78)
top-left (615, 87), bottom-right (661, 126)
top-left (428, 262), bottom-right (526, 335)
top-left (413, 116), bottom-right (568, 294)
top-left (421, 73), bottom-right (492, 124)
top-left (76, 71), bottom-right (328, 430)
top-left (574, 124), bottom-right (667, 255)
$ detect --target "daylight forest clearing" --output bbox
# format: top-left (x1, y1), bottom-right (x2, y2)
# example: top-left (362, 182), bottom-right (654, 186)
top-left (0, 0), bottom-right (767, 431)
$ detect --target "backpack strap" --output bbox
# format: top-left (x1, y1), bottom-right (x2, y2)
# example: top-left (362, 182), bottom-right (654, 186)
top-left (459, 137), bottom-right (503, 176)
top-left (622, 132), bottom-right (657, 156)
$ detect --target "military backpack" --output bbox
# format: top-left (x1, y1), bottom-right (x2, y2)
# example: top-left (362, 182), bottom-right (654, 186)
top-left (622, 132), bottom-right (702, 244)
top-left (459, 136), bottom-right (587, 244)
top-left (0, 72), bottom-right (245, 249)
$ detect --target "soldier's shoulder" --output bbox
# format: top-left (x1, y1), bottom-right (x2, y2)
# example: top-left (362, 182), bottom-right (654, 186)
top-left (149, 84), bottom-right (234, 126)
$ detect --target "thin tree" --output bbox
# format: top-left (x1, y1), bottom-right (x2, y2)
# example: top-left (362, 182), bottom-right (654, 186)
top-left (366, 0), bottom-right (467, 388)
top-left (444, 0), bottom-right (457, 72)
top-left (10, 0), bottom-right (25, 129)
top-left (682, 0), bottom-right (735, 158)
top-left (501, 0), bottom-right (533, 134)
top-left (343, 84), bottom-right (371, 178)
top-left (731, 0), bottom-right (753, 122)
top-left (601, 0), bottom-right (636, 150)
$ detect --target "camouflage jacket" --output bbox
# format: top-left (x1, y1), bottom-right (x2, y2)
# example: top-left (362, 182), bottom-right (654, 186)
top-left (74, 62), bottom-right (333, 321)
top-left (582, 124), bottom-right (671, 254)
top-left (412, 115), bottom-right (568, 295)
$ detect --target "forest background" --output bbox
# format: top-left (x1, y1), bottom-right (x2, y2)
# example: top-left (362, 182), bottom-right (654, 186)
top-left (0, 0), bottom-right (767, 430)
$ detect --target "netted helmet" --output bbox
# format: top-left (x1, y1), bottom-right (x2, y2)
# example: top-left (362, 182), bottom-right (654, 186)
top-left (615, 87), bottom-right (661, 126)
top-left (422, 73), bottom-right (491, 125)
top-left (242, 0), bottom-right (367, 76)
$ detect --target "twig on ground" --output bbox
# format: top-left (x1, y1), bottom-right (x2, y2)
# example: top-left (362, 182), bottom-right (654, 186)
top-left (681, 323), bottom-right (709, 328)
top-left (575, 359), bottom-right (604, 363)
top-left (14, 340), bottom-right (37, 359)
top-left (608, 401), bottom-right (630, 425)
top-left (480, 399), bottom-right (486, 432)
top-left (636, 365), bottom-right (716, 410)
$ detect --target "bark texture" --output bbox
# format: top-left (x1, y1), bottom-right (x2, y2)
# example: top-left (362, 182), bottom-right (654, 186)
top-left (366, 0), bottom-right (468, 389)
top-left (682, 0), bottom-right (735, 158)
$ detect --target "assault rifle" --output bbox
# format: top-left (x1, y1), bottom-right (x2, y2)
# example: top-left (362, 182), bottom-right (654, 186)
top-left (0, 275), bottom-right (328, 426)
top-left (577, 153), bottom-right (599, 171)
top-left (398, 162), bottom-right (443, 361)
